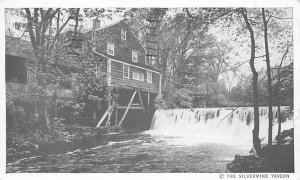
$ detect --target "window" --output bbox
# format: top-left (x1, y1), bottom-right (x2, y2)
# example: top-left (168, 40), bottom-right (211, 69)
top-left (123, 64), bottom-right (129, 78)
top-left (132, 71), bottom-right (144, 81)
top-left (121, 29), bottom-right (126, 40)
top-left (107, 42), bottom-right (114, 56)
top-left (132, 50), bottom-right (138, 62)
top-left (147, 71), bottom-right (152, 83)
top-left (139, 73), bottom-right (144, 81)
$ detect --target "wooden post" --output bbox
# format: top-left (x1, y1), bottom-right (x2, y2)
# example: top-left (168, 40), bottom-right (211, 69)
top-left (105, 104), bottom-right (114, 127)
top-left (96, 103), bottom-right (114, 127)
top-left (118, 90), bottom-right (137, 126)
top-left (107, 90), bottom-right (111, 126)
top-left (137, 91), bottom-right (145, 113)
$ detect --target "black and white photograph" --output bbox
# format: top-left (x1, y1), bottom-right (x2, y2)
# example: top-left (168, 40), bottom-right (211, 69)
top-left (1, 0), bottom-right (300, 179)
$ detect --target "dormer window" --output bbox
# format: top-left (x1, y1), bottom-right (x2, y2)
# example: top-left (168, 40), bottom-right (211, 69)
top-left (132, 50), bottom-right (138, 62)
top-left (107, 42), bottom-right (114, 56)
top-left (121, 29), bottom-right (126, 40)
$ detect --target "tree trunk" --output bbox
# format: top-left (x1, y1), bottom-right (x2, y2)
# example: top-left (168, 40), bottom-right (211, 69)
top-left (239, 9), bottom-right (261, 156)
top-left (262, 8), bottom-right (273, 160)
top-left (276, 44), bottom-right (290, 135)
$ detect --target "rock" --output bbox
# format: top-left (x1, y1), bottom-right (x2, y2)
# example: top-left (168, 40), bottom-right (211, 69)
top-left (227, 155), bottom-right (271, 173)
top-left (276, 128), bottom-right (293, 144)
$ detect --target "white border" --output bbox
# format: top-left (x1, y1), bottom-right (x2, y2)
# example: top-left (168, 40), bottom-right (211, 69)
top-left (1, 1), bottom-right (300, 180)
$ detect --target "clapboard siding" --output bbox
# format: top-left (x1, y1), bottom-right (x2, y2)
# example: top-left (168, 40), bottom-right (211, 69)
top-left (95, 21), bottom-right (146, 65)
top-left (110, 60), bottom-right (159, 93)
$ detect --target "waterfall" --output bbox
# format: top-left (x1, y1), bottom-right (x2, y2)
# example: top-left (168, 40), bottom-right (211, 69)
top-left (149, 107), bottom-right (293, 147)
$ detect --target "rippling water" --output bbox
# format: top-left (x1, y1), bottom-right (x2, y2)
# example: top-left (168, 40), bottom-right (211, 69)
top-left (6, 131), bottom-right (248, 173)
top-left (7, 107), bottom-right (293, 173)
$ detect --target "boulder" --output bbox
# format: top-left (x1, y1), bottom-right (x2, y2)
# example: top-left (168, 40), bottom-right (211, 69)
top-left (276, 128), bottom-right (293, 144)
top-left (227, 155), bottom-right (271, 172)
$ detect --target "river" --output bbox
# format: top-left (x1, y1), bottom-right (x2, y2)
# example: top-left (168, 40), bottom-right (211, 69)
top-left (6, 106), bottom-right (293, 173)
top-left (7, 131), bottom-right (248, 173)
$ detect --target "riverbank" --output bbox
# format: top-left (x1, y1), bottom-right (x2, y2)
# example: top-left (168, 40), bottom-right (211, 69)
top-left (7, 120), bottom-right (123, 163)
top-left (226, 128), bottom-right (294, 173)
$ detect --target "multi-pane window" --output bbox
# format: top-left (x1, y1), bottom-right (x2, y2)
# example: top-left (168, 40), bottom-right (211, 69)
top-left (132, 50), bottom-right (138, 62)
top-left (132, 71), bottom-right (144, 81)
top-left (123, 64), bottom-right (129, 78)
top-left (107, 42), bottom-right (114, 56)
top-left (121, 29), bottom-right (126, 40)
top-left (147, 71), bottom-right (152, 83)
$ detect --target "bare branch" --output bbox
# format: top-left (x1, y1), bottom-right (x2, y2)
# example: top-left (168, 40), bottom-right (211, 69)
top-left (270, 15), bottom-right (292, 20)
top-left (24, 8), bottom-right (38, 58)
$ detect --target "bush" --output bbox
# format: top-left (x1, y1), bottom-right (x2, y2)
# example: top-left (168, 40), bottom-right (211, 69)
top-left (155, 83), bottom-right (193, 109)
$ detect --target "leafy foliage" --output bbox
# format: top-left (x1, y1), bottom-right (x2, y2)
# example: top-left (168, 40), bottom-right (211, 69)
top-left (155, 81), bottom-right (193, 109)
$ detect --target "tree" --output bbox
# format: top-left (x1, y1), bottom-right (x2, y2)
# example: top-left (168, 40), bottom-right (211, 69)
top-left (23, 8), bottom-right (77, 130)
top-left (238, 8), bottom-right (262, 156)
top-left (262, 8), bottom-right (273, 158)
top-left (6, 8), bottom-right (120, 130)
top-left (275, 44), bottom-right (292, 135)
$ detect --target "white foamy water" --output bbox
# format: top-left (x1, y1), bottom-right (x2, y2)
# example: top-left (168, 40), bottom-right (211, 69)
top-left (149, 107), bottom-right (293, 148)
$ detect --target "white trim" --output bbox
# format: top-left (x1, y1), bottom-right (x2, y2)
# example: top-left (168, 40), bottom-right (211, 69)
top-left (123, 64), bottom-right (129, 79)
top-left (111, 58), bottom-right (160, 74)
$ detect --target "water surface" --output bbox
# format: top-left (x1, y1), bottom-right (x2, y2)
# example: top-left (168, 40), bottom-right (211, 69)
top-left (7, 131), bottom-right (247, 173)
